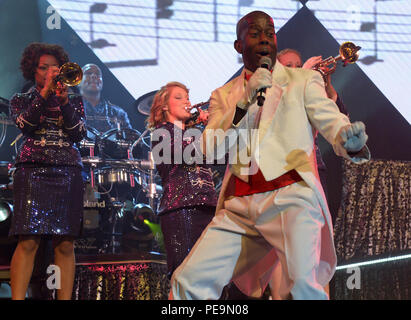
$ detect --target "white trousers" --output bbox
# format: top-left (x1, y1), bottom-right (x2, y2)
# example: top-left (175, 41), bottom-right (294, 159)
top-left (171, 181), bottom-right (331, 300)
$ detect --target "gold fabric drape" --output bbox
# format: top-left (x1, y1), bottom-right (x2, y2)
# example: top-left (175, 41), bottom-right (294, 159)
top-left (332, 159), bottom-right (411, 299)
top-left (72, 261), bottom-right (170, 300)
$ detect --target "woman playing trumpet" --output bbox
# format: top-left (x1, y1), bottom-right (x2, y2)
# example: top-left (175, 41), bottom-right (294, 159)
top-left (8, 42), bottom-right (86, 300)
top-left (147, 82), bottom-right (217, 280)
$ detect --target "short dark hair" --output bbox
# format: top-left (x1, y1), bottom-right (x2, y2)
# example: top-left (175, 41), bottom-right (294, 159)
top-left (20, 42), bottom-right (69, 81)
top-left (236, 11), bottom-right (273, 39)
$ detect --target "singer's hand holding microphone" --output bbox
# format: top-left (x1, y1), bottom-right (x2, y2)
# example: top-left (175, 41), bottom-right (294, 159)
top-left (237, 56), bottom-right (273, 110)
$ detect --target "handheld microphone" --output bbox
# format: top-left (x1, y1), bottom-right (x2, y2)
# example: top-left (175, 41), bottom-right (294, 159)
top-left (257, 56), bottom-right (272, 107)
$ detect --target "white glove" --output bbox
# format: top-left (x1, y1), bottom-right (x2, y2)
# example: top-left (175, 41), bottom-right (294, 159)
top-left (237, 67), bottom-right (272, 109)
top-left (339, 121), bottom-right (368, 153)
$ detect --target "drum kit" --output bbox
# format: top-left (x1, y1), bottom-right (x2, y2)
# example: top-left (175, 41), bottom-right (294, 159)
top-left (77, 92), bottom-right (163, 255)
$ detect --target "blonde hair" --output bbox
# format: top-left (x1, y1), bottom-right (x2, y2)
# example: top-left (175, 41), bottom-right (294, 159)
top-left (277, 48), bottom-right (302, 61)
top-left (147, 81), bottom-right (189, 129)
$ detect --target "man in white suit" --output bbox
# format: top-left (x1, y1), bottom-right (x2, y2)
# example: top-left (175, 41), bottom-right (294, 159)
top-left (171, 10), bottom-right (370, 300)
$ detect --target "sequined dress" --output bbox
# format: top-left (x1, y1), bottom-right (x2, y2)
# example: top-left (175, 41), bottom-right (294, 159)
top-left (8, 87), bottom-right (86, 237)
top-left (152, 122), bottom-right (218, 276)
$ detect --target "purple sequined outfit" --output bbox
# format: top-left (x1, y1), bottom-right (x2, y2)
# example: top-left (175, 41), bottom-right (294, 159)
top-left (152, 122), bottom-right (218, 276)
top-left (8, 87), bottom-right (86, 237)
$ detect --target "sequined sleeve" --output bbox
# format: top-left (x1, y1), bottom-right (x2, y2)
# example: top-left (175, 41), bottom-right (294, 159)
top-left (10, 91), bottom-right (46, 134)
top-left (60, 95), bottom-right (87, 143)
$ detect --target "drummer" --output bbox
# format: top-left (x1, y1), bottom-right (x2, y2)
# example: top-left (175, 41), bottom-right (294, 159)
top-left (79, 63), bottom-right (132, 134)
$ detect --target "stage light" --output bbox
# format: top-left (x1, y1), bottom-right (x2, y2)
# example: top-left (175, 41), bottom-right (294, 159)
top-left (123, 203), bottom-right (155, 235)
top-left (122, 203), bottom-right (164, 253)
top-left (336, 253), bottom-right (411, 270)
top-left (142, 218), bottom-right (164, 252)
top-left (0, 201), bottom-right (12, 223)
top-left (143, 219), bottom-right (161, 233)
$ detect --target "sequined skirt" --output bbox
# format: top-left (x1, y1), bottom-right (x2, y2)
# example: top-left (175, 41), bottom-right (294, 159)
top-left (160, 205), bottom-right (215, 278)
top-left (9, 166), bottom-right (84, 237)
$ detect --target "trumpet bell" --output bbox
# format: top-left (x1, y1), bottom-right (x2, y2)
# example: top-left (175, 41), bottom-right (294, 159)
top-left (57, 62), bottom-right (83, 86)
top-left (313, 41), bottom-right (361, 78)
top-left (339, 41), bottom-right (361, 64)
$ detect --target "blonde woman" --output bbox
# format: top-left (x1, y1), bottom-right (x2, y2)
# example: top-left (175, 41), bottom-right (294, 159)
top-left (148, 82), bottom-right (217, 278)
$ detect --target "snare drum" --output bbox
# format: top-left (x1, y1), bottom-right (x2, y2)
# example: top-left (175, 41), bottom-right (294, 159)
top-left (95, 167), bottom-right (138, 186)
top-left (100, 128), bottom-right (148, 160)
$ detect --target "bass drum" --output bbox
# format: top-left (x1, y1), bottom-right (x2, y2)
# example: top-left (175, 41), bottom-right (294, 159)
top-left (75, 181), bottom-right (110, 255)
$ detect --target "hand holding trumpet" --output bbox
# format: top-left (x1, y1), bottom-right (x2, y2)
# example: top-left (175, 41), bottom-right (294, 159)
top-left (302, 55), bottom-right (323, 71)
top-left (40, 66), bottom-right (69, 105)
top-left (39, 62), bottom-right (83, 105)
top-left (197, 108), bottom-right (209, 124)
top-left (303, 55), bottom-right (338, 99)
top-left (185, 101), bottom-right (210, 127)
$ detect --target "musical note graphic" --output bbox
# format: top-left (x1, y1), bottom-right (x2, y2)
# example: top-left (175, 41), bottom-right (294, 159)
top-left (358, 1), bottom-right (383, 65)
top-left (306, 0), bottom-right (411, 61)
top-left (49, 0), bottom-right (411, 66)
top-left (46, 0), bottom-right (411, 122)
top-left (156, 0), bottom-right (174, 19)
top-left (87, 3), bottom-right (116, 49)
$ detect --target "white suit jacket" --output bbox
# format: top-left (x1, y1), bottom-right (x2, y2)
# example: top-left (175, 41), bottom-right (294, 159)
top-left (201, 61), bottom-right (370, 294)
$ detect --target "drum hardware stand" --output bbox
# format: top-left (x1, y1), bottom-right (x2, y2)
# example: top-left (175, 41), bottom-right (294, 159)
top-left (104, 198), bottom-right (124, 254)
top-left (82, 155), bottom-right (100, 189)
top-left (129, 130), bottom-right (159, 213)
top-left (147, 151), bottom-right (157, 212)
top-left (127, 129), bottom-right (159, 212)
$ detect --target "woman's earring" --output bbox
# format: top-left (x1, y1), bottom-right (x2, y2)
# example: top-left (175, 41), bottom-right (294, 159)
top-left (162, 106), bottom-right (168, 111)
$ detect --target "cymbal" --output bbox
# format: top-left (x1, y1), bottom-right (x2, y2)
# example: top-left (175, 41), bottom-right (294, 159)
top-left (85, 125), bottom-right (101, 138)
top-left (134, 90), bottom-right (157, 116)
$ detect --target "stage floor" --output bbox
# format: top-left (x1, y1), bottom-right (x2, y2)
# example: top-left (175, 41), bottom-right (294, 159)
top-left (0, 251), bottom-right (169, 300)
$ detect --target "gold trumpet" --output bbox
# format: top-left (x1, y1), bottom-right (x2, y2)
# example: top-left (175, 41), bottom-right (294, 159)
top-left (314, 41), bottom-right (361, 77)
top-left (55, 62), bottom-right (83, 86)
top-left (185, 100), bottom-right (210, 127)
